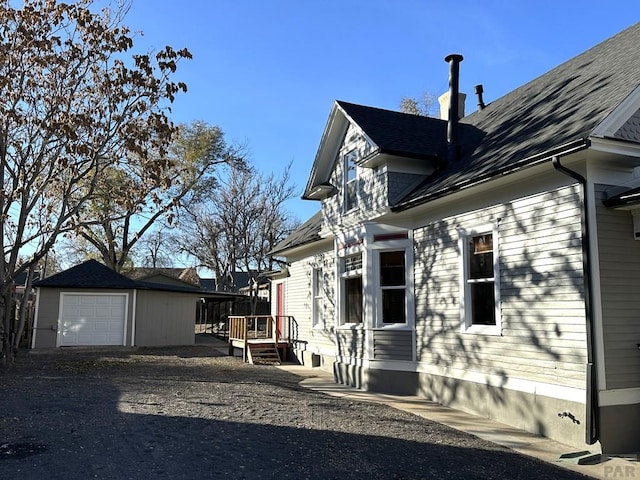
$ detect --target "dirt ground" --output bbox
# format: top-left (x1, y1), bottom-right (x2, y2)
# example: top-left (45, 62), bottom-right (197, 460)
top-left (0, 344), bottom-right (592, 479)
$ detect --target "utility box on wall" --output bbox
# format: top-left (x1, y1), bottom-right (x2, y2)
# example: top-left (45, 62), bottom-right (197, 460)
top-left (632, 209), bottom-right (640, 239)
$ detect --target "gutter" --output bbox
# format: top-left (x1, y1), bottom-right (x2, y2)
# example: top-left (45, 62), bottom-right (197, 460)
top-left (392, 138), bottom-right (590, 212)
top-left (552, 152), bottom-right (599, 446)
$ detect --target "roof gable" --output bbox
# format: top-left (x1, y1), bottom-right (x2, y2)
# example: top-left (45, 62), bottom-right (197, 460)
top-left (303, 101), bottom-right (454, 199)
top-left (592, 85), bottom-right (640, 142)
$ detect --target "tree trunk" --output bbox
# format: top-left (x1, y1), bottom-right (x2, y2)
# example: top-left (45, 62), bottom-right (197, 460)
top-left (11, 263), bottom-right (36, 362)
top-left (1, 289), bottom-right (11, 368)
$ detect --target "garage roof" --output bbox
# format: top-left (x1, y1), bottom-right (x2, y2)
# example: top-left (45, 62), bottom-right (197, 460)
top-left (34, 260), bottom-right (238, 298)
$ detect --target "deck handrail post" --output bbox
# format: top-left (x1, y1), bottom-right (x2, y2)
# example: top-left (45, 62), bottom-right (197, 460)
top-left (243, 316), bottom-right (248, 362)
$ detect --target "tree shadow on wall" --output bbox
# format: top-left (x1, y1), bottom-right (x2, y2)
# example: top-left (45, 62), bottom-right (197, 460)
top-left (413, 185), bottom-right (588, 437)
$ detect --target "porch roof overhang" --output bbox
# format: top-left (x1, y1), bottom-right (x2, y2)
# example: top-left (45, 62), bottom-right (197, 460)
top-left (603, 184), bottom-right (640, 210)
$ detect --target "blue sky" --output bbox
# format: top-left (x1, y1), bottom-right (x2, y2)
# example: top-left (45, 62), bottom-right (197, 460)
top-left (124, 1), bottom-right (638, 223)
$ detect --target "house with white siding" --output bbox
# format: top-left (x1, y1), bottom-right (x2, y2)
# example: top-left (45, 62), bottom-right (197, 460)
top-left (270, 23), bottom-right (640, 454)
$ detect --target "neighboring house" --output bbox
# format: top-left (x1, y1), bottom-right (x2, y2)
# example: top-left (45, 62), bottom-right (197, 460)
top-left (124, 267), bottom-right (200, 288)
top-left (270, 23), bottom-right (640, 454)
top-left (13, 269), bottom-right (41, 298)
top-left (211, 270), bottom-right (260, 294)
top-left (32, 260), bottom-right (235, 349)
top-left (238, 275), bottom-right (271, 301)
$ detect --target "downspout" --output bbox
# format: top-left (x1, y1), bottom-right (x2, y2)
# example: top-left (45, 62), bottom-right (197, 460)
top-left (552, 153), bottom-right (599, 445)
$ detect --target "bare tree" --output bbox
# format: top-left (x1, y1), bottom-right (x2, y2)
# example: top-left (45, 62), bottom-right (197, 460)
top-left (0, 0), bottom-right (191, 364)
top-left (178, 162), bottom-right (299, 311)
top-left (400, 91), bottom-right (438, 116)
top-left (134, 226), bottom-right (177, 268)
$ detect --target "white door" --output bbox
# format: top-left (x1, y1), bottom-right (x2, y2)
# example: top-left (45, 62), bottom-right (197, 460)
top-left (59, 294), bottom-right (127, 346)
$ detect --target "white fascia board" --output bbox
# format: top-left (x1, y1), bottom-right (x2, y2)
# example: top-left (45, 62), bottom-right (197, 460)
top-left (591, 84), bottom-right (640, 139)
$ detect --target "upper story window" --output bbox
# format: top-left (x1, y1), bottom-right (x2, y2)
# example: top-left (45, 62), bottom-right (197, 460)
top-left (459, 226), bottom-right (501, 335)
top-left (343, 150), bottom-right (358, 212)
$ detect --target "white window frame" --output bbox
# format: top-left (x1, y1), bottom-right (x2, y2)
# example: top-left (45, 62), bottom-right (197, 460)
top-left (311, 267), bottom-right (324, 329)
top-left (343, 150), bottom-right (359, 213)
top-left (370, 232), bottom-right (414, 329)
top-left (338, 251), bottom-right (364, 327)
top-left (377, 249), bottom-right (408, 326)
top-left (458, 223), bottom-right (501, 335)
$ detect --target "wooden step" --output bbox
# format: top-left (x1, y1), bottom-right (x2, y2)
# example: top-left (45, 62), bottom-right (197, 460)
top-left (247, 343), bottom-right (281, 365)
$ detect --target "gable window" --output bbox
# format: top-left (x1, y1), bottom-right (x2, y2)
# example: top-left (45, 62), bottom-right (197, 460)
top-left (312, 267), bottom-right (324, 328)
top-left (379, 251), bottom-right (406, 324)
top-left (343, 150), bottom-right (358, 212)
top-left (459, 226), bottom-right (501, 335)
top-left (341, 253), bottom-right (362, 324)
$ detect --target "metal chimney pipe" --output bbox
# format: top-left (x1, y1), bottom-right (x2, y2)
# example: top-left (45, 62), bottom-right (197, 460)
top-left (474, 84), bottom-right (486, 110)
top-left (445, 54), bottom-right (463, 162)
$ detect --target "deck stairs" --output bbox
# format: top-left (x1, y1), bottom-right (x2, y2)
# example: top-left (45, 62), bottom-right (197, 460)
top-left (247, 342), bottom-right (281, 365)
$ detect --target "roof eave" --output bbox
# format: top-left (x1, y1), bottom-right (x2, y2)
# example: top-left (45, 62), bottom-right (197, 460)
top-left (392, 138), bottom-right (591, 212)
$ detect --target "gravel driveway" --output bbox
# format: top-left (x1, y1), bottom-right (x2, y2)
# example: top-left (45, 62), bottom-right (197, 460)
top-left (0, 345), bottom-right (591, 479)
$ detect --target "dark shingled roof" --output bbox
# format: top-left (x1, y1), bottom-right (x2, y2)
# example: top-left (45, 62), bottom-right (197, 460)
top-left (35, 260), bottom-right (138, 289)
top-left (276, 23), bottom-right (640, 253)
top-left (337, 101), bottom-right (449, 161)
top-left (270, 211), bottom-right (323, 255)
top-left (395, 22), bottom-right (640, 209)
top-left (34, 259), bottom-right (207, 294)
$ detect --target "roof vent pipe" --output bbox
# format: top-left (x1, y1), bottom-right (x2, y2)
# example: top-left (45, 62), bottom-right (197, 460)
top-left (445, 54), bottom-right (463, 163)
top-left (474, 84), bottom-right (486, 110)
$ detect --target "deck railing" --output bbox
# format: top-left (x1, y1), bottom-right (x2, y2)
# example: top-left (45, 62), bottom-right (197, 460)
top-left (228, 315), bottom-right (298, 363)
top-left (228, 315), bottom-right (297, 342)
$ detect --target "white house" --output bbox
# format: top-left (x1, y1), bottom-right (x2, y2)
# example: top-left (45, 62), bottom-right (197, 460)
top-left (270, 23), bottom-right (640, 454)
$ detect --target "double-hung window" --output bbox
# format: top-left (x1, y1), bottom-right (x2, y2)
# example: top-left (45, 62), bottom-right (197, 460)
top-left (341, 253), bottom-right (363, 325)
top-left (343, 150), bottom-right (358, 212)
top-left (460, 226), bottom-right (501, 334)
top-left (312, 267), bottom-right (324, 329)
top-left (379, 251), bottom-right (406, 324)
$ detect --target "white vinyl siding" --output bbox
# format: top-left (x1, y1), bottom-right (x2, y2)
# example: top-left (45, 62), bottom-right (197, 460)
top-left (282, 250), bottom-right (336, 356)
top-left (596, 184), bottom-right (640, 389)
top-left (323, 123), bottom-right (388, 227)
top-left (414, 185), bottom-right (588, 389)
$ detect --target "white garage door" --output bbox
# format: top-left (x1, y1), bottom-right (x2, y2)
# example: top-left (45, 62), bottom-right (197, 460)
top-left (59, 294), bottom-right (127, 346)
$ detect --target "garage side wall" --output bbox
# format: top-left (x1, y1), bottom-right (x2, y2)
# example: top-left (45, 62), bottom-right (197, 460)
top-left (134, 291), bottom-right (198, 346)
top-left (32, 288), bottom-right (61, 348)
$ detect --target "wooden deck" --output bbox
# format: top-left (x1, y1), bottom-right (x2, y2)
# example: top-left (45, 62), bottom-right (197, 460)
top-left (228, 315), bottom-right (294, 365)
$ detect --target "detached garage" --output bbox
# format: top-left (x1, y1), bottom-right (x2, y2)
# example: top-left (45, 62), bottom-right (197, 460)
top-left (31, 260), bottom-right (221, 349)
